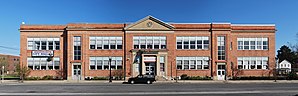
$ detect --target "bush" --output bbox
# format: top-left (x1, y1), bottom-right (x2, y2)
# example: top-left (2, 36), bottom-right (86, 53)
top-left (287, 72), bottom-right (298, 80)
top-left (92, 76), bottom-right (109, 80)
top-left (180, 74), bottom-right (212, 80)
top-left (25, 76), bottom-right (41, 80)
top-left (42, 75), bottom-right (53, 80)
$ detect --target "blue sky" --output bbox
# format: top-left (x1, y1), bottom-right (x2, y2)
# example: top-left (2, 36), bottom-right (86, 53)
top-left (0, 0), bottom-right (297, 56)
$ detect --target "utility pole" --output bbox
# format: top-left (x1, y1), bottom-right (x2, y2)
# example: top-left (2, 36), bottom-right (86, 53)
top-left (109, 57), bottom-right (112, 83)
top-left (1, 66), bottom-right (4, 83)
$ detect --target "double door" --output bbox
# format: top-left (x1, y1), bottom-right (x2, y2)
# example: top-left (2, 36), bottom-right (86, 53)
top-left (145, 62), bottom-right (155, 77)
top-left (72, 64), bottom-right (81, 80)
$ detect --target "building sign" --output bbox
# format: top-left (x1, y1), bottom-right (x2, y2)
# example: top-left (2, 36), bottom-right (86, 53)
top-left (32, 50), bottom-right (53, 57)
top-left (144, 57), bottom-right (156, 62)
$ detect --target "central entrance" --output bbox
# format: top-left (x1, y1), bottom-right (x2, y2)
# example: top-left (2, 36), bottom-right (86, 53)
top-left (72, 63), bottom-right (81, 80)
top-left (145, 62), bottom-right (156, 76)
top-left (217, 64), bottom-right (226, 80)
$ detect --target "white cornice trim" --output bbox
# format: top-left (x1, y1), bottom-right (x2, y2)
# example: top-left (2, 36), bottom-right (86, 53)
top-left (231, 24), bottom-right (275, 26)
top-left (20, 30), bottom-right (64, 32)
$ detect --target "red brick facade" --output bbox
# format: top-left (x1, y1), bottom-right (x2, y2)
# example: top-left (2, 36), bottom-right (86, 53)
top-left (19, 16), bottom-right (276, 80)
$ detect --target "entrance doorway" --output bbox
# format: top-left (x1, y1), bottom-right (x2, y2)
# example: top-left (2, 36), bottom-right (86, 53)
top-left (217, 64), bottom-right (226, 80)
top-left (145, 62), bottom-right (155, 77)
top-left (72, 63), bottom-right (81, 80)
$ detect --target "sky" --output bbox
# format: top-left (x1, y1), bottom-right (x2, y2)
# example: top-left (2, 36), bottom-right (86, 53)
top-left (0, 0), bottom-right (297, 56)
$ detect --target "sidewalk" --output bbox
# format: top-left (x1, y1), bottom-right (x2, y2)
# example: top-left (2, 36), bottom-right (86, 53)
top-left (1, 80), bottom-right (298, 84)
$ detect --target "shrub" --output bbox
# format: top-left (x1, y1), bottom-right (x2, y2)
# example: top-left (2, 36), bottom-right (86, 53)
top-left (180, 74), bottom-right (212, 80)
top-left (25, 76), bottom-right (41, 80)
top-left (42, 75), bottom-right (53, 80)
top-left (93, 76), bottom-right (108, 80)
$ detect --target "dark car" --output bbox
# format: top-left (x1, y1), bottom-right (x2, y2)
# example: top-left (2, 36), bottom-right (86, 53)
top-left (128, 75), bottom-right (156, 84)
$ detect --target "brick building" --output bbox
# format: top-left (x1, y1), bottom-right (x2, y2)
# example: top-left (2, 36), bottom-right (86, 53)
top-left (19, 16), bottom-right (276, 80)
top-left (0, 54), bottom-right (19, 75)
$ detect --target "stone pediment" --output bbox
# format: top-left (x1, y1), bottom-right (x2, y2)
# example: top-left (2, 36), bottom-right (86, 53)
top-left (125, 16), bottom-right (174, 31)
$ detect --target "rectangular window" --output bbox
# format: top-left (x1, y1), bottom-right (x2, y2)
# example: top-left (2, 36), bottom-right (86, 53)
top-left (27, 38), bottom-right (60, 50)
top-left (74, 36), bottom-right (81, 60)
top-left (103, 37), bottom-right (109, 49)
top-left (89, 57), bottom-right (122, 70)
top-left (27, 38), bottom-right (34, 50)
top-left (90, 37), bottom-right (96, 49)
top-left (90, 57), bottom-right (96, 70)
top-left (237, 57), bottom-right (268, 70)
top-left (54, 38), bottom-right (60, 50)
top-left (133, 37), bottom-right (139, 49)
top-left (176, 56), bottom-right (209, 70)
top-left (96, 37), bottom-right (103, 49)
top-left (133, 36), bottom-right (166, 49)
top-left (176, 57), bottom-right (182, 70)
top-left (97, 57), bottom-right (103, 70)
top-left (140, 37), bottom-right (146, 49)
top-left (160, 56), bottom-right (165, 72)
top-left (189, 37), bottom-right (196, 49)
top-left (54, 58), bottom-right (60, 69)
top-left (237, 38), bottom-right (268, 50)
top-left (263, 38), bottom-right (268, 50)
top-left (189, 57), bottom-right (196, 69)
top-left (197, 37), bottom-right (203, 49)
top-left (176, 37), bottom-right (183, 49)
top-left (147, 37), bottom-right (153, 49)
top-left (217, 36), bottom-right (225, 60)
top-left (116, 37), bottom-right (122, 49)
top-left (27, 57), bottom-right (59, 70)
top-left (183, 37), bottom-right (189, 49)
top-left (203, 37), bottom-right (209, 49)
top-left (176, 36), bottom-right (209, 50)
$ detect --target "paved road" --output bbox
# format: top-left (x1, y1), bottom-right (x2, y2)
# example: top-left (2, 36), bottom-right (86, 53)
top-left (0, 82), bottom-right (298, 96)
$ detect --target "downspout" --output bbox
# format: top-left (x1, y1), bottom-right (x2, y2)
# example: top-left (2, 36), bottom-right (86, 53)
top-left (210, 23), bottom-right (213, 78)
top-left (123, 23), bottom-right (126, 81)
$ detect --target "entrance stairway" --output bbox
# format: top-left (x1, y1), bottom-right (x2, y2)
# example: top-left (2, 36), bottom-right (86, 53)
top-left (155, 76), bottom-right (169, 81)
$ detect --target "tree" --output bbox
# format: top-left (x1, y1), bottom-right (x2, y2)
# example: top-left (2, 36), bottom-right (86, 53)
top-left (0, 57), bottom-right (8, 74)
top-left (277, 45), bottom-right (297, 64)
top-left (16, 64), bottom-right (31, 82)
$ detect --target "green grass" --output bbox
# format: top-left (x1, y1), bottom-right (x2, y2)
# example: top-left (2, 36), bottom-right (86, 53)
top-left (1, 75), bottom-right (19, 78)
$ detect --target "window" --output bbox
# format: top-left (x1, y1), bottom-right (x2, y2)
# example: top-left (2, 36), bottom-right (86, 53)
top-left (176, 56), bottom-right (209, 70)
top-left (160, 56), bottom-right (165, 72)
top-left (54, 58), bottom-right (60, 69)
top-left (90, 37), bottom-right (96, 49)
top-left (217, 36), bottom-right (225, 60)
top-left (263, 38), bottom-right (268, 50)
top-left (189, 37), bottom-right (196, 49)
top-left (176, 37), bottom-right (183, 49)
top-left (27, 38), bottom-right (60, 50)
top-left (176, 57), bottom-right (182, 70)
top-left (203, 37), bottom-right (209, 49)
top-left (89, 57), bottom-right (122, 70)
top-left (90, 57), bottom-right (96, 70)
top-left (133, 36), bottom-right (166, 49)
top-left (103, 37), bottom-right (109, 49)
top-left (27, 57), bottom-right (59, 70)
top-left (97, 37), bottom-right (103, 49)
top-left (183, 37), bottom-right (189, 49)
top-left (237, 38), bottom-right (268, 50)
top-left (237, 57), bottom-right (268, 70)
top-left (110, 37), bottom-right (116, 49)
top-left (74, 36), bottom-right (81, 60)
top-left (189, 57), bottom-right (196, 69)
top-left (176, 36), bottom-right (209, 50)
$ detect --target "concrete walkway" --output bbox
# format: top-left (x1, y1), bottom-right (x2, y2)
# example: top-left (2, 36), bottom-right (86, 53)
top-left (1, 80), bottom-right (298, 84)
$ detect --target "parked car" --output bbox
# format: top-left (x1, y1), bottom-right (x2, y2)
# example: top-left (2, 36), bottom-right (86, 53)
top-left (128, 75), bottom-right (156, 84)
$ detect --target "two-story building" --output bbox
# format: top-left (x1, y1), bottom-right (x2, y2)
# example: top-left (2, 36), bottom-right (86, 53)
top-left (19, 16), bottom-right (276, 80)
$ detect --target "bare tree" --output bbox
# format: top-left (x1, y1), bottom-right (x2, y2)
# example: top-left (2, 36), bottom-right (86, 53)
top-left (16, 64), bottom-right (31, 83)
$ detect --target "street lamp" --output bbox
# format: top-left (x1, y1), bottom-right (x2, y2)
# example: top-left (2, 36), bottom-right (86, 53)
top-left (109, 56), bottom-right (112, 83)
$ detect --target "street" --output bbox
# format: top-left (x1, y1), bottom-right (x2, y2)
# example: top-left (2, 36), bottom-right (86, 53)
top-left (0, 82), bottom-right (298, 96)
